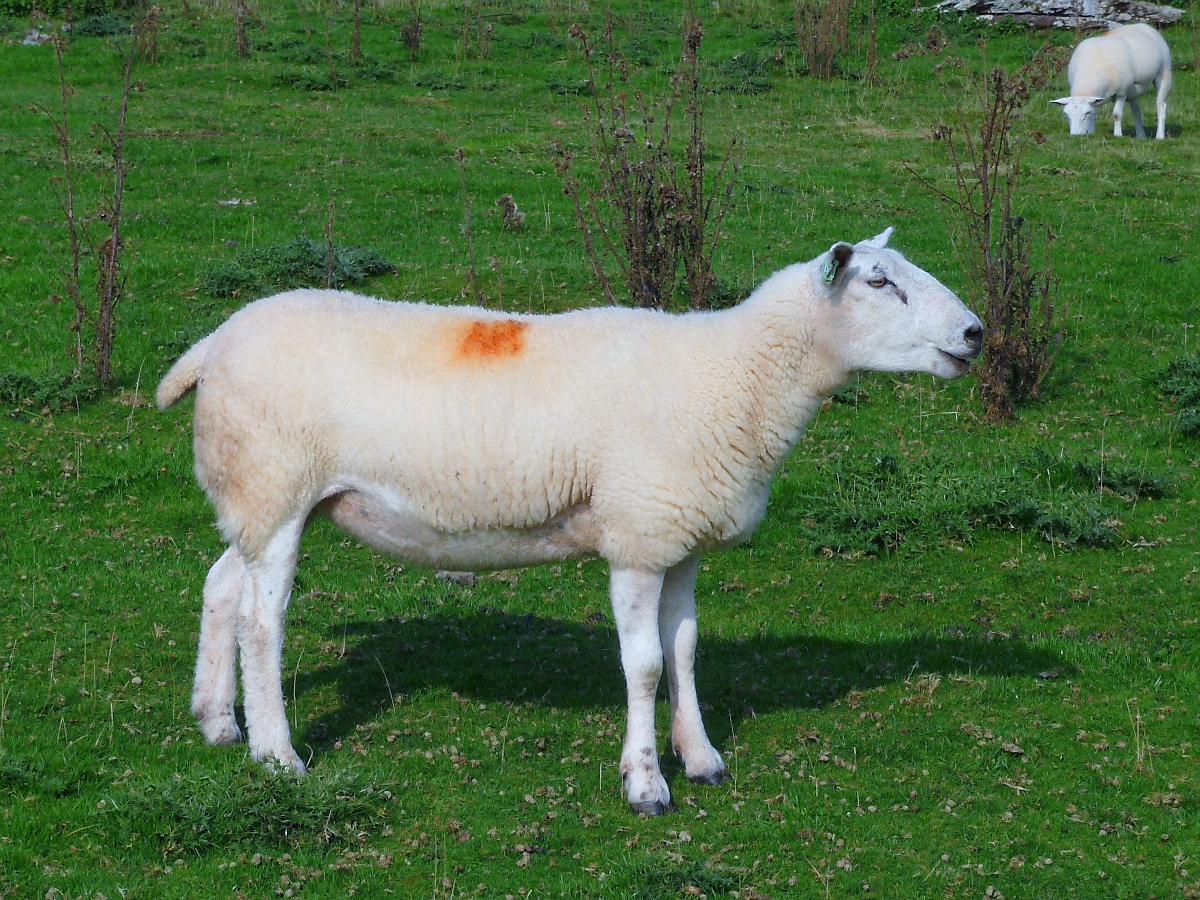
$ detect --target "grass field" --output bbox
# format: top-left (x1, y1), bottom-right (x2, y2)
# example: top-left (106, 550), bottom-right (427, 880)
top-left (1, 1), bottom-right (1198, 897)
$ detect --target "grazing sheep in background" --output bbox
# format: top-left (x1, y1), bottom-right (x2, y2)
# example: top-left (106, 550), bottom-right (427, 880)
top-left (1052, 23), bottom-right (1172, 139)
top-left (158, 228), bottom-right (982, 815)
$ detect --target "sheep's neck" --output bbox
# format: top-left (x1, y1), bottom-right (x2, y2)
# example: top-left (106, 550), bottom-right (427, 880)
top-left (724, 286), bottom-right (851, 477)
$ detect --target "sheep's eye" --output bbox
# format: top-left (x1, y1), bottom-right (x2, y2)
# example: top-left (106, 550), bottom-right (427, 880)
top-left (867, 274), bottom-right (888, 288)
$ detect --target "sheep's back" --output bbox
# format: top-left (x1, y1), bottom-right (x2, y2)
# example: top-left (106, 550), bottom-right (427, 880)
top-left (1068, 25), bottom-right (1168, 97)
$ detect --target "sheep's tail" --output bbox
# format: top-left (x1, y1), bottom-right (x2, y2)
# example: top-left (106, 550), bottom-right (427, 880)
top-left (156, 336), bottom-right (212, 410)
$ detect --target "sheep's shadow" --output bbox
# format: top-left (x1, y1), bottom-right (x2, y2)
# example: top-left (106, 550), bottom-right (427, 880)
top-left (291, 607), bottom-right (1071, 758)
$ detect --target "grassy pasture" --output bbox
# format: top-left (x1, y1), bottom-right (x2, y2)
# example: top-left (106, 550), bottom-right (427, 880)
top-left (1, 1), bottom-right (1198, 896)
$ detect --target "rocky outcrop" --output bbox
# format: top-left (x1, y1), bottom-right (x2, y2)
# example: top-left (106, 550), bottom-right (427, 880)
top-left (933, 0), bottom-right (1186, 29)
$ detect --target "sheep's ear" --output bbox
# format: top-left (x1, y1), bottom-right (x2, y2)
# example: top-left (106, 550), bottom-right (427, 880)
top-left (1090, 96), bottom-right (1108, 106)
top-left (860, 226), bottom-right (894, 249)
top-left (821, 242), bottom-right (855, 285)
top-left (1050, 97), bottom-right (1070, 106)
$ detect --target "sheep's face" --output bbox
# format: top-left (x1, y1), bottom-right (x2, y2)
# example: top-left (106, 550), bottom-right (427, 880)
top-left (820, 228), bottom-right (983, 380)
top-left (1052, 96), bottom-right (1106, 135)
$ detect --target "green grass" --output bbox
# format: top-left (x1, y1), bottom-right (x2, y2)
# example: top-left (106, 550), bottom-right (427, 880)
top-left (2, 1), bottom-right (1199, 897)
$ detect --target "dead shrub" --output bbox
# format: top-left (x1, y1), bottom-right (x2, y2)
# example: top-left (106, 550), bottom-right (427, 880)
top-left (909, 50), bottom-right (1066, 421)
top-left (556, 10), bottom-right (740, 309)
top-left (794, 0), bottom-right (852, 79)
top-left (35, 30), bottom-right (140, 389)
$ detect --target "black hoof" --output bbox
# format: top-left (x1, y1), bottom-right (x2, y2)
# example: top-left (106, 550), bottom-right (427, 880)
top-left (630, 799), bottom-right (673, 817)
top-left (689, 769), bottom-right (729, 786)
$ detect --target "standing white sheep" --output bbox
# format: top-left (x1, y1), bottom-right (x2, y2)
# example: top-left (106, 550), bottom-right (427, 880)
top-left (1052, 23), bottom-right (1172, 139)
top-left (157, 228), bottom-right (982, 815)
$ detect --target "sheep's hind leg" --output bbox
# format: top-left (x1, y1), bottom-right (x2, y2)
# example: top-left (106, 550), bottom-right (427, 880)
top-left (1129, 97), bottom-right (1146, 139)
top-left (238, 522), bottom-right (307, 775)
top-left (192, 546), bottom-right (246, 745)
top-left (1155, 74), bottom-right (1170, 139)
top-left (610, 566), bottom-right (672, 815)
top-left (660, 555), bottom-right (727, 786)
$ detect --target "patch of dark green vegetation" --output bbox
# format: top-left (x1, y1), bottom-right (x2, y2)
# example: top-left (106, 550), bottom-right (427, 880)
top-left (0, 369), bottom-right (99, 416)
top-left (412, 70), bottom-right (468, 91)
top-left (115, 767), bottom-right (392, 856)
top-left (202, 236), bottom-right (394, 299)
top-left (633, 858), bottom-right (744, 899)
top-left (1, 0), bottom-right (109, 15)
top-left (547, 74), bottom-right (594, 95)
top-left (273, 67), bottom-right (353, 91)
top-left (1160, 350), bottom-right (1200, 437)
top-left (776, 448), bottom-right (1174, 555)
top-left (0, 750), bottom-right (102, 799)
top-left (168, 33), bottom-right (207, 58)
top-left (713, 49), bottom-right (775, 94)
top-left (72, 13), bottom-right (131, 37)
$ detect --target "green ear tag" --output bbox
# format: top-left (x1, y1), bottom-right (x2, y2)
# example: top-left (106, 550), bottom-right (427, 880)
top-left (821, 257), bottom-right (839, 283)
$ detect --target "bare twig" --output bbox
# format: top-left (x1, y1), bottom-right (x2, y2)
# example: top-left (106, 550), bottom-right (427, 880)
top-left (324, 198), bottom-right (335, 289)
top-left (234, 0), bottom-right (249, 58)
top-left (36, 37), bottom-right (85, 370)
top-left (456, 148), bottom-right (482, 304)
top-left (350, 0), bottom-right (362, 66)
top-left (401, 0), bottom-right (423, 60)
top-left (91, 31), bottom-right (138, 387)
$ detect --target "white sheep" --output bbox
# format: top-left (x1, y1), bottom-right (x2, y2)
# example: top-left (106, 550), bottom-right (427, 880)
top-left (157, 228), bottom-right (982, 815)
top-left (1052, 23), bottom-right (1172, 140)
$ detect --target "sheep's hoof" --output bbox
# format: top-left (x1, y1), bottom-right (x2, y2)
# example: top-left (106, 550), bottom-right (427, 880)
top-left (197, 714), bottom-right (244, 746)
top-left (689, 769), bottom-right (729, 786)
top-left (630, 799), bottom-right (673, 817)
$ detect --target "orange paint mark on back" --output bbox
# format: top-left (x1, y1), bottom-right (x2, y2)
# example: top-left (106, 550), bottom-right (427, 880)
top-left (457, 319), bottom-right (528, 360)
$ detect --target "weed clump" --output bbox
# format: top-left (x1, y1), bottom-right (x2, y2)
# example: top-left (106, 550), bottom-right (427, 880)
top-left (116, 767), bottom-right (392, 855)
top-left (777, 448), bottom-right (1172, 555)
top-left (1160, 351), bottom-right (1200, 438)
top-left (0, 370), bottom-right (99, 416)
top-left (72, 13), bottom-right (132, 37)
top-left (202, 236), bottom-right (393, 298)
top-left (714, 50), bottom-right (774, 94)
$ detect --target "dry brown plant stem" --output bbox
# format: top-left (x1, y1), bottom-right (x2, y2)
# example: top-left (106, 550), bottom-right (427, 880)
top-left (678, 12), bottom-right (740, 308)
top-left (40, 37), bottom-right (85, 370)
top-left (92, 31), bottom-right (138, 387)
top-left (400, 0), bottom-right (422, 61)
top-left (135, 3), bottom-right (162, 64)
top-left (350, 0), bottom-right (362, 65)
top-left (456, 148), bottom-right (483, 305)
top-left (324, 199), bottom-right (335, 289)
top-left (235, 0), bottom-right (250, 58)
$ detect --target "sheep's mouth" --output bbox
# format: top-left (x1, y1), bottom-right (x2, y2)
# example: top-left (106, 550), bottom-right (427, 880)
top-left (938, 349), bottom-right (974, 370)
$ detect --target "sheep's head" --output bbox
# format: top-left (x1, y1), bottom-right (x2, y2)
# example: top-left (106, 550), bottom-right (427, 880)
top-left (1051, 96), bottom-right (1106, 135)
top-left (818, 227), bottom-right (983, 380)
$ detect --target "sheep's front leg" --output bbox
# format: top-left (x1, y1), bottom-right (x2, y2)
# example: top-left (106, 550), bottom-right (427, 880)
top-left (1129, 97), bottom-right (1147, 139)
top-left (192, 546), bottom-right (246, 745)
top-left (1111, 95), bottom-right (1126, 137)
top-left (660, 555), bottom-right (727, 785)
top-left (609, 566), bottom-right (671, 815)
top-left (239, 523), bottom-right (307, 775)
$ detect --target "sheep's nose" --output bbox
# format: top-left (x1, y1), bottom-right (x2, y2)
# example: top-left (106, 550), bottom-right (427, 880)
top-left (964, 323), bottom-right (983, 356)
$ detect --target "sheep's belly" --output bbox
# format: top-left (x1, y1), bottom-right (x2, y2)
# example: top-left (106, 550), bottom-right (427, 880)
top-left (319, 490), bottom-right (600, 572)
